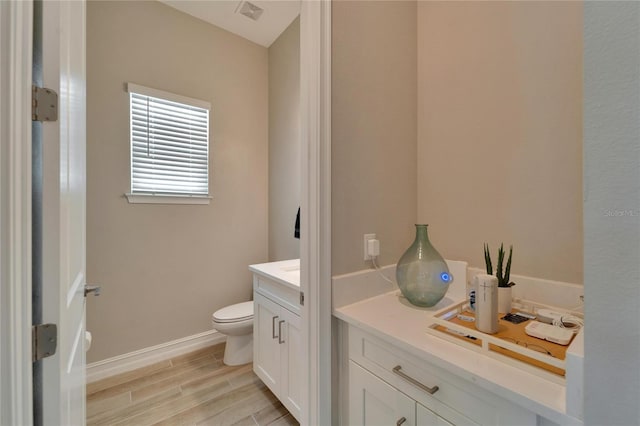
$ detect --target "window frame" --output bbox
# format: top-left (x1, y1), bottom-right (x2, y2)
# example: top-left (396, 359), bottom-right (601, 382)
top-left (124, 83), bottom-right (212, 205)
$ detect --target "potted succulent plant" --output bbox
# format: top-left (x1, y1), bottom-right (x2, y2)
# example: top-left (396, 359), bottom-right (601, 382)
top-left (484, 243), bottom-right (516, 313)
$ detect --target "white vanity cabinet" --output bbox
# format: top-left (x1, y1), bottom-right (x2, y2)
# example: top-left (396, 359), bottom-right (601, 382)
top-left (343, 324), bottom-right (538, 426)
top-left (350, 360), bottom-right (455, 426)
top-left (252, 268), bottom-right (302, 422)
top-left (417, 403), bottom-right (455, 426)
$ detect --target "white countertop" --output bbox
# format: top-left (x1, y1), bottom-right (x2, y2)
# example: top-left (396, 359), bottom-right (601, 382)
top-left (249, 258), bottom-right (300, 290)
top-left (334, 288), bottom-right (583, 426)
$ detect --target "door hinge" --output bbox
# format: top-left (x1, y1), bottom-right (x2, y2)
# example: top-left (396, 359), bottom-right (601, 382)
top-left (300, 291), bottom-right (304, 306)
top-left (32, 85), bottom-right (58, 122)
top-left (32, 323), bottom-right (57, 362)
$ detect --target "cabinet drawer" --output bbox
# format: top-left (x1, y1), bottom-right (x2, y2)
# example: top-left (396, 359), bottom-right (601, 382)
top-left (348, 325), bottom-right (536, 426)
top-left (253, 275), bottom-right (300, 315)
top-left (349, 360), bottom-right (417, 426)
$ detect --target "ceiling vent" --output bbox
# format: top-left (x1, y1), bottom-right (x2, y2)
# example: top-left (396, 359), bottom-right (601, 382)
top-left (236, 1), bottom-right (264, 21)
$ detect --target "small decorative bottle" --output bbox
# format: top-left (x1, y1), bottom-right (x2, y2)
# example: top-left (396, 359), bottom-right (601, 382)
top-left (396, 224), bottom-right (452, 307)
top-left (473, 274), bottom-right (499, 334)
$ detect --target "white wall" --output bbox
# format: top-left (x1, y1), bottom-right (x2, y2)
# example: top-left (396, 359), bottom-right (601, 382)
top-left (417, 1), bottom-right (583, 284)
top-left (584, 3), bottom-right (640, 424)
top-left (331, 1), bottom-right (583, 285)
top-left (331, 1), bottom-right (417, 275)
top-left (269, 17), bottom-right (300, 261)
top-left (86, 1), bottom-right (269, 362)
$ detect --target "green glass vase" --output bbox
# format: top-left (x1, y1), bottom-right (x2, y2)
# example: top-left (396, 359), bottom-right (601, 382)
top-left (396, 224), bottom-right (452, 307)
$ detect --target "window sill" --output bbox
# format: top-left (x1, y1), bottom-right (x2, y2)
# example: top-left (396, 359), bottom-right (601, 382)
top-left (125, 193), bottom-right (211, 205)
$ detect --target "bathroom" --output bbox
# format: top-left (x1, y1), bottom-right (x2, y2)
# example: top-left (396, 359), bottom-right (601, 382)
top-left (84, 0), bottom-right (302, 423)
top-left (42, 0), bottom-right (637, 425)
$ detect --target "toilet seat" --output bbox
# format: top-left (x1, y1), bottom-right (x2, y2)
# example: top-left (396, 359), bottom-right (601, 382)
top-left (212, 301), bottom-right (253, 323)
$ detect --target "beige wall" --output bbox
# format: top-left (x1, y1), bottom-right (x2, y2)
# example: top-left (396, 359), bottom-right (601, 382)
top-left (269, 17), bottom-right (300, 261)
top-left (86, 1), bottom-right (268, 362)
top-left (331, 1), bottom-right (418, 275)
top-left (416, 2), bottom-right (583, 283)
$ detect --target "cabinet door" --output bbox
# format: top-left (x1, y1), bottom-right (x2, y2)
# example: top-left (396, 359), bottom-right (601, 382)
top-left (280, 307), bottom-right (303, 421)
top-left (417, 403), bottom-right (453, 426)
top-left (350, 361), bottom-right (416, 426)
top-left (253, 293), bottom-right (282, 394)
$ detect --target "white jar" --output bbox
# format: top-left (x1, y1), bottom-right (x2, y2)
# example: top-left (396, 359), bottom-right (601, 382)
top-left (473, 274), bottom-right (499, 334)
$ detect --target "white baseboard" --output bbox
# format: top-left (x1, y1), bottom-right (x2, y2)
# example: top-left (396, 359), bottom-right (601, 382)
top-left (86, 330), bottom-right (226, 384)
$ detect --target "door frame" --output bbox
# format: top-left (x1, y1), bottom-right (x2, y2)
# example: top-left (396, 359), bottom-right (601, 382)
top-left (300, 0), bottom-right (331, 424)
top-left (1, 0), bottom-right (332, 424)
top-left (0, 0), bottom-right (34, 425)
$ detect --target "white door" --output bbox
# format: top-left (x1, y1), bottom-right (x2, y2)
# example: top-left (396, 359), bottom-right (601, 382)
top-left (280, 306), bottom-right (302, 420)
top-left (254, 293), bottom-right (282, 393)
top-left (349, 361), bottom-right (416, 426)
top-left (40, 1), bottom-right (87, 425)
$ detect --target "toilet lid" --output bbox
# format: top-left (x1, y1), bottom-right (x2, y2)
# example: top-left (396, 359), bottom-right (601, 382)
top-left (213, 301), bottom-right (253, 323)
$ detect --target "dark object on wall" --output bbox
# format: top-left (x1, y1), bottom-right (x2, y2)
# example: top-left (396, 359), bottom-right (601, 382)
top-left (294, 207), bottom-right (300, 239)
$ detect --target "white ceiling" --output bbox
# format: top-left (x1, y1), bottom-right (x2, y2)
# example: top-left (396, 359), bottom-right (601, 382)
top-left (159, 0), bottom-right (300, 47)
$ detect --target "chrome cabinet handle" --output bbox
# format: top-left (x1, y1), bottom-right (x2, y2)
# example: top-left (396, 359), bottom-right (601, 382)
top-left (84, 284), bottom-right (101, 297)
top-left (278, 320), bottom-right (285, 344)
top-left (392, 365), bottom-right (439, 395)
top-left (396, 417), bottom-right (407, 426)
top-left (272, 316), bottom-right (279, 339)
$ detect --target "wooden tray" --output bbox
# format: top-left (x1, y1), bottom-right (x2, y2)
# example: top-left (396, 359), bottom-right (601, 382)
top-left (426, 300), bottom-right (581, 380)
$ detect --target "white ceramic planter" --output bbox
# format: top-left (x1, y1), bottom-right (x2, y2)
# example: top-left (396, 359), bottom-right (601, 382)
top-left (498, 286), bottom-right (513, 313)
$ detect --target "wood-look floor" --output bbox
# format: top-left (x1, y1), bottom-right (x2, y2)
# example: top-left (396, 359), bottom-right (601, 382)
top-left (87, 343), bottom-right (299, 426)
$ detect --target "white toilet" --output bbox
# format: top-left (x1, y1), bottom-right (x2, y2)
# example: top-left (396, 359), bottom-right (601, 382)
top-left (211, 301), bottom-right (254, 366)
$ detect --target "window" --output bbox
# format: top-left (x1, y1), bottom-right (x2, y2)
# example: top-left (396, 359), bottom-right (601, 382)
top-left (125, 83), bottom-right (211, 204)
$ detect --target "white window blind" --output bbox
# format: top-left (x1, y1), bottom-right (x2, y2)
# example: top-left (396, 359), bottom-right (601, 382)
top-left (128, 83), bottom-right (210, 197)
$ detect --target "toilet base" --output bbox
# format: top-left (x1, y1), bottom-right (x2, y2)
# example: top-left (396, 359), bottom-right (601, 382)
top-left (223, 334), bottom-right (253, 366)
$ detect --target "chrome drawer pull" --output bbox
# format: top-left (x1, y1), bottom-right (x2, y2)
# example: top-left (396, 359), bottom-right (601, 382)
top-left (396, 417), bottom-right (407, 426)
top-left (272, 316), bottom-right (279, 339)
top-left (278, 320), bottom-right (285, 344)
top-left (392, 365), bottom-right (439, 395)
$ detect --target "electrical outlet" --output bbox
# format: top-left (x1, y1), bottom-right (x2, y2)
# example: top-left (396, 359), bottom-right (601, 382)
top-left (364, 233), bottom-right (376, 260)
